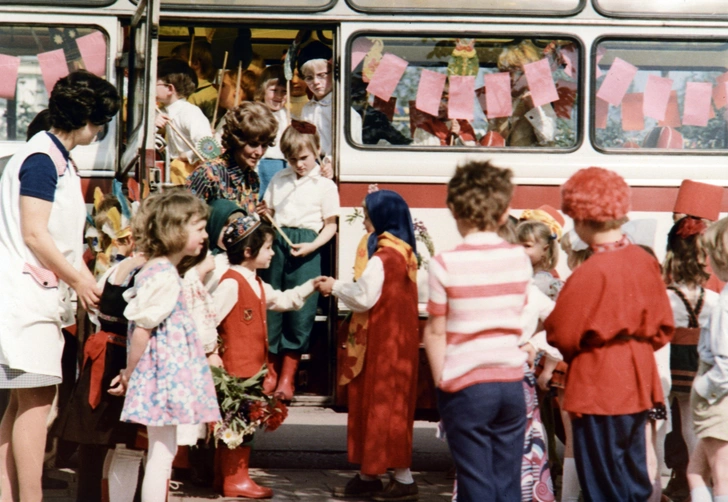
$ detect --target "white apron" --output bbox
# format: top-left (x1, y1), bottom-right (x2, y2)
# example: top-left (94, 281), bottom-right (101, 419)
top-left (0, 132), bottom-right (86, 378)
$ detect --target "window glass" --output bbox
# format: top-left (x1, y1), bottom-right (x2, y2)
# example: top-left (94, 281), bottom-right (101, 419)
top-left (349, 0), bottom-right (582, 15)
top-left (348, 35), bottom-right (580, 149)
top-left (0, 26), bottom-right (108, 142)
top-left (593, 39), bottom-right (728, 151)
top-left (594, 0), bottom-right (728, 19)
top-left (9, 0), bottom-right (114, 5)
top-left (158, 0), bottom-right (333, 11)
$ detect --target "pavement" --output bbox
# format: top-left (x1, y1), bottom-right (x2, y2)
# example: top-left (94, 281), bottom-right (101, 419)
top-left (43, 406), bottom-right (455, 501)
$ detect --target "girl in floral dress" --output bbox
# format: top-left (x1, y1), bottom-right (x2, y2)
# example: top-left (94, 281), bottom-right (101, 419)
top-left (109, 190), bottom-right (220, 502)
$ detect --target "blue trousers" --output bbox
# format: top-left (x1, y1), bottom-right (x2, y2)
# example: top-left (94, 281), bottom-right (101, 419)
top-left (438, 381), bottom-right (526, 502)
top-left (572, 411), bottom-right (652, 502)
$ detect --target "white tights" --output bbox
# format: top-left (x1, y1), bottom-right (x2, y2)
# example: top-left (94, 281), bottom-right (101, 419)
top-left (142, 425), bottom-right (177, 502)
top-left (105, 446), bottom-right (144, 502)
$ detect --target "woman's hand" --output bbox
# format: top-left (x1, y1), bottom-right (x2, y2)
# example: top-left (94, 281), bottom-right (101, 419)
top-left (108, 369), bottom-right (130, 396)
top-left (290, 242), bottom-right (316, 258)
top-left (72, 275), bottom-right (102, 310)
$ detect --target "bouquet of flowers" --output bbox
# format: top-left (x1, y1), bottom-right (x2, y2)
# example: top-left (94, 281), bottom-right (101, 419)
top-left (211, 364), bottom-right (288, 449)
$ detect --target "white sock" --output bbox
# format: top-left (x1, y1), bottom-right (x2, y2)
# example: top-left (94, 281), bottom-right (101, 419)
top-left (108, 446), bottom-right (145, 502)
top-left (713, 494), bottom-right (728, 502)
top-left (393, 468), bottom-right (414, 484)
top-left (690, 485), bottom-right (714, 502)
top-left (359, 473), bottom-right (378, 481)
top-left (142, 425), bottom-right (177, 502)
top-left (561, 458), bottom-right (581, 502)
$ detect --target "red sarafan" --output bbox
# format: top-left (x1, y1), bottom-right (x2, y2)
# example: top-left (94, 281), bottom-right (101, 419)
top-left (561, 166), bottom-right (630, 222)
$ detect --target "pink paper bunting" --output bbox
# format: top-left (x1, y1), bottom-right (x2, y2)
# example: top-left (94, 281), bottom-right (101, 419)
top-left (415, 69), bottom-right (447, 117)
top-left (595, 97), bottom-right (609, 130)
top-left (658, 91), bottom-right (681, 128)
top-left (713, 71), bottom-right (728, 110)
top-left (447, 75), bottom-right (475, 121)
top-left (642, 75), bottom-right (672, 121)
top-left (523, 58), bottom-right (559, 108)
top-left (596, 57), bottom-right (638, 106)
top-left (38, 49), bottom-right (69, 95)
top-left (76, 31), bottom-right (107, 77)
top-left (683, 82), bottom-right (712, 127)
top-left (595, 46), bottom-right (606, 78)
top-left (621, 93), bottom-right (644, 131)
top-left (484, 72), bottom-right (512, 119)
top-left (365, 53), bottom-right (408, 102)
top-left (561, 44), bottom-right (577, 79)
top-left (351, 37), bottom-right (374, 71)
top-left (0, 54), bottom-right (21, 100)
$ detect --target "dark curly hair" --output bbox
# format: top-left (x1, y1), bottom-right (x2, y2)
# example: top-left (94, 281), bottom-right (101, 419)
top-left (663, 216), bottom-right (710, 287)
top-left (447, 160), bottom-right (513, 231)
top-left (221, 102), bottom-right (277, 152)
top-left (226, 223), bottom-right (275, 266)
top-left (48, 71), bottom-right (120, 132)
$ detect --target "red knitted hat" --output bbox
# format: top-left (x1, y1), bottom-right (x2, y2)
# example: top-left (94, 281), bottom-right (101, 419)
top-left (561, 167), bottom-right (630, 222)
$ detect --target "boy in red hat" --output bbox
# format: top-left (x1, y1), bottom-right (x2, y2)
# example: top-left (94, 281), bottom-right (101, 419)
top-left (545, 167), bottom-right (674, 501)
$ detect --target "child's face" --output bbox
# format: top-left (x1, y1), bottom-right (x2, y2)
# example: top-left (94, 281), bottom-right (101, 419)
top-left (291, 69), bottom-right (308, 97)
top-left (363, 209), bottom-right (374, 234)
top-left (219, 74), bottom-right (238, 111)
top-left (303, 60), bottom-right (332, 101)
top-left (183, 216), bottom-right (208, 257)
top-left (250, 234), bottom-right (275, 269)
top-left (156, 80), bottom-right (175, 105)
top-left (264, 83), bottom-right (287, 112)
top-left (286, 146), bottom-right (318, 179)
top-left (521, 238), bottom-right (548, 269)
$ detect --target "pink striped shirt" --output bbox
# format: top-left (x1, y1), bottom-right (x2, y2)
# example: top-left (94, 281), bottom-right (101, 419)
top-left (428, 232), bottom-right (532, 393)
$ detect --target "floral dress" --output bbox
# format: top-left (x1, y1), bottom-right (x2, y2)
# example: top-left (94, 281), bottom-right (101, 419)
top-left (121, 259), bottom-right (220, 426)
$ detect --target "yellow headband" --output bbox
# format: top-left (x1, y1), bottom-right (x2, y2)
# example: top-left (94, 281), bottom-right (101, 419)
top-left (520, 209), bottom-right (563, 241)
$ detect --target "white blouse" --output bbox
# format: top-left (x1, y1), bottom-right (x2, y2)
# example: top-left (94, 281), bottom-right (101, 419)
top-left (332, 256), bottom-right (385, 313)
top-left (123, 265), bottom-right (180, 329)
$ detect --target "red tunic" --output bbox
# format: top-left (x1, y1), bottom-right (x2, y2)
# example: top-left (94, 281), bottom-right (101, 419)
top-left (347, 247), bottom-right (420, 475)
top-left (218, 269), bottom-right (268, 379)
top-left (418, 117), bottom-right (476, 145)
top-left (545, 245), bottom-right (674, 416)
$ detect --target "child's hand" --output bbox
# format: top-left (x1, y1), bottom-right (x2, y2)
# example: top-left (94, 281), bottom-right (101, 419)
top-left (154, 112), bottom-right (170, 130)
top-left (537, 368), bottom-right (553, 392)
top-left (290, 242), bottom-right (316, 257)
top-left (207, 353), bottom-right (223, 368)
top-left (520, 342), bottom-right (536, 369)
top-left (196, 255), bottom-right (215, 281)
top-left (314, 276), bottom-right (335, 297)
top-left (449, 119), bottom-right (461, 136)
top-left (256, 201), bottom-right (272, 219)
top-left (108, 369), bottom-right (130, 396)
top-left (320, 156), bottom-right (334, 179)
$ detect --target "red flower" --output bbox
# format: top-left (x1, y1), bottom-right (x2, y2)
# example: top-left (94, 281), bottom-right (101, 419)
top-left (265, 401), bottom-right (288, 432)
top-left (248, 401), bottom-right (267, 422)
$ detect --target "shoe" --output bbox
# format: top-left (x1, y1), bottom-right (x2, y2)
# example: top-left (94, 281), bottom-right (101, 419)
top-left (220, 446), bottom-right (273, 499)
top-left (372, 479), bottom-right (419, 501)
top-left (263, 352), bottom-right (281, 395)
top-left (663, 468), bottom-right (690, 502)
top-left (332, 474), bottom-right (384, 498)
top-left (274, 352), bottom-right (301, 402)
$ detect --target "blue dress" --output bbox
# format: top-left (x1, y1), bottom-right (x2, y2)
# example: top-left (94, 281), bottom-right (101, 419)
top-left (120, 259), bottom-right (220, 426)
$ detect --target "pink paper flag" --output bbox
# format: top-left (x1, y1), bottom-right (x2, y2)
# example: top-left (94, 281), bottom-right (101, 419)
top-left (596, 57), bottom-right (638, 106)
top-left (448, 75), bottom-right (475, 121)
top-left (351, 37), bottom-right (374, 71)
top-left (713, 72), bottom-right (728, 109)
top-left (484, 72), bottom-right (513, 119)
top-left (561, 44), bottom-right (577, 79)
top-left (683, 82), bottom-right (713, 127)
top-left (37, 49), bottom-right (69, 95)
top-left (595, 46), bottom-right (606, 78)
top-left (621, 93), bottom-right (644, 131)
top-left (415, 69), bottom-right (447, 117)
top-left (642, 75), bottom-right (672, 121)
top-left (76, 31), bottom-right (107, 77)
top-left (595, 97), bottom-right (609, 129)
top-left (523, 58), bottom-right (559, 108)
top-left (658, 91), bottom-right (681, 128)
top-left (0, 54), bottom-right (21, 100)
top-left (365, 53), bottom-right (408, 102)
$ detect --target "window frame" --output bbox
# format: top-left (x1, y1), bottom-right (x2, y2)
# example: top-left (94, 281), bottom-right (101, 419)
top-left (346, 0), bottom-right (585, 17)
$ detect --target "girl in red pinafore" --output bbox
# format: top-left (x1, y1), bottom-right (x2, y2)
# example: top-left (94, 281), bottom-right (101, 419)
top-left (317, 189), bottom-right (420, 501)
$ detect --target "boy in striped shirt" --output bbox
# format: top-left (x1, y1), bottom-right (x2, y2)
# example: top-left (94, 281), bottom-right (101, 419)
top-left (424, 160), bottom-right (532, 501)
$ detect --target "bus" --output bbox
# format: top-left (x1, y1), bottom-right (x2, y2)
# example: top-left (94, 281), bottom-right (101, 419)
top-left (1, 0), bottom-right (727, 408)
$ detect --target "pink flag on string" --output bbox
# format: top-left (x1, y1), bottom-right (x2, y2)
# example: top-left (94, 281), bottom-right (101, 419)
top-left (658, 91), bottom-right (681, 128)
top-left (561, 44), bottom-right (577, 79)
top-left (351, 37), bottom-right (374, 71)
top-left (448, 75), bottom-right (475, 121)
top-left (713, 71), bottom-right (728, 109)
top-left (365, 53), bottom-right (408, 102)
top-left (484, 72), bottom-right (512, 119)
top-left (595, 46), bottom-right (606, 78)
top-left (596, 57), bottom-right (638, 106)
top-left (0, 54), bottom-right (21, 100)
top-left (595, 97), bottom-right (609, 129)
top-left (38, 49), bottom-right (69, 95)
top-left (642, 75), bottom-right (672, 121)
top-left (76, 31), bottom-right (107, 77)
top-left (621, 93), bottom-right (644, 131)
top-left (683, 82), bottom-right (712, 127)
top-left (523, 58), bottom-right (559, 108)
top-left (415, 69), bottom-right (447, 117)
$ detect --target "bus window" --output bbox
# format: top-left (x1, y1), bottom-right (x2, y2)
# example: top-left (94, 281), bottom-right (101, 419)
top-left (348, 35), bottom-right (580, 150)
top-left (156, 0), bottom-right (333, 11)
top-left (594, 0), bottom-right (728, 19)
top-left (348, 0), bottom-right (582, 15)
top-left (0, 26), bottom-right (108, 142)
top-left (593, 39), bottom-right (728, 152)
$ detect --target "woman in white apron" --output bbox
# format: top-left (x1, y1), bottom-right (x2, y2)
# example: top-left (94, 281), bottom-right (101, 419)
top-left (0, 71), bottom-right (120, 502)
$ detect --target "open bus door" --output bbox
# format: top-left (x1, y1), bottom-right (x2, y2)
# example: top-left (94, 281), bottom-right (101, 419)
top-left (119, 0), bottom-right (159, 191)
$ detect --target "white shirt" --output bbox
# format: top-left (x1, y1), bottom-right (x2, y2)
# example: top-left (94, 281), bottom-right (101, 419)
top-left (263, 164), bottom-right (340, 231)
top-left (213, 264), bottom-right (316, 320)
top-left (300, 93), bottom-right (363, 156)
top-left (695, 285), bottom-right (728, 404)
top-left (262, 108), bottom-right (288, 160)
top-left (162, 99), bottom-right (212, 163)
top-left (333, 256), bottom-right (384, 313)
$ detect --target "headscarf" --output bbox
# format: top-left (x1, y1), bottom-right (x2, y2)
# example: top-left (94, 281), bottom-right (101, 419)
top-left (207, 198), bottom-right (245, 255)
top-left (365, 190), bottom-right (417, 259)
